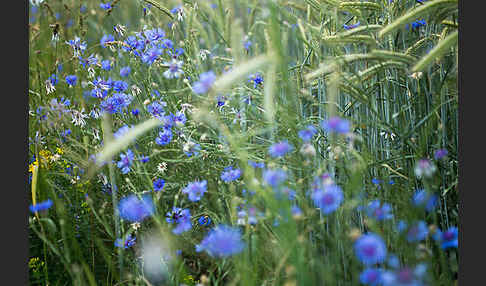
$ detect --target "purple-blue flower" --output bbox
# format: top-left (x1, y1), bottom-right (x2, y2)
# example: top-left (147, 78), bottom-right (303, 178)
top-left (153, 178), bottom-right (165, 192)
top-left (182, 180), bottom-right (207, 202)
top-left (220, 166), bottom-right (242, 182)
top-left (147, 101), bottom-right (166, 118)
top-left (263, 169), bottom-right (287, 188)
top-left (248, 160), bottom-right (265, 169)
top-left (166, 207), bottom-right (192, 235)
top-left (193, 71), bottom-right (216, 94)
top-left (406, 221), bottom-right (429, 242)
top-left (117, 149), bottom-right (134, 174)
top-left (100, 2), bottom-right (112, 10)
top-left (360, 268), bottom-right (383, 286)
top-left (100, 34), bottom-right (115, 48)
top-left (120, 66), bottom-right (131, 77)
top-left (155, 129), bottom-right (173, 146)
top-left (101, 59), bottom-right (112, 70)
top-left (248, 73), bottom-right (263, 88)
top-left (434, 149), bottom-right (448, 160)
top-left (366, 200), bottom-right (393, 221)
top-left (412, 189), bottom-right (438, 212)
top-left (321, 116), bottom-right (350, 134)
top-left (118, 194), bottom-right (155, 222)
top-left (29, 199), bottom-right (53, 213)
top-left (268, 140), bottom-right (294, 158)
top-left (65, 75), bottom-right (77, 87)
top-left (433, 226), bottom-right (458, 249)
top-left (311, 184), bottom-right (344, 215)
top-left (354, 233), bottom-right (387, 265)
top-left (298, 125), bottom-right (318, 142)
top-left (198, 215), bottom-right (212, 226)
top-left (115, 235), bottom-right (136, 248)
top-left (344, 21), bottom-right (360, 30)
top-left (195, 225), bottom-right (245, 258)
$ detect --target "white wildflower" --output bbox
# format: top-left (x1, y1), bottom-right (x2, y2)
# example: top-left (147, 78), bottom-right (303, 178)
top-left (157, 162), bottom-right (168, 173)
top-left (71, 108), bottom-right (88, 127)
top-left (199, 49), bottom-right (211, 61)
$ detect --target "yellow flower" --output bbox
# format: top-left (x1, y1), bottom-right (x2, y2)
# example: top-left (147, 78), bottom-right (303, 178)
top-left (28, 160), bottom-right (38, 173)
top-left (56, 147), bottom-right (64, 155)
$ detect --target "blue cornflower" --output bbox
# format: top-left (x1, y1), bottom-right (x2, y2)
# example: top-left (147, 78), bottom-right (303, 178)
top-left (412, 189), bottom-right (438, 212)
top-left (298, 125), bottom-right (318, 142)
top-left (184, 142), bottom-right (201, 157)
top-left (354, 233), bottom-right (387, 265)
top-left (65, 75), bottom-right (77, 87)
top-left (371, 178), bottom-right (381, 186)
top-left (80, 5), bottom-right (87, 13)
top-left (113, 80), bottom-right (128, 92)
top-left (311, 184), bottom-right (344, 215)
top-left (195, 225), bottom-right (245, 258)
top-left (115, 235), bottom-right (136, 249)
top-left (248, 73), bottom-right (263, 88)
top-left (132, 109), bottom-right (140, 116)
top-left (193, 71), bottom-right (216, 94)
top-left (155, 129), bottom-right (173, 146)
top-left (244, 40), bottom-right (252, 51)
top-left (268, 140), bottom-right (294, 158)
top-left (433, 226), bottom-right (458, 249)
top-left (166, 207), bottom-right (192, 234)
top-left (174, 111), bottom-right (186, 126)
top-left (406, 221), bottom-right (429, 242)
top-left (248, 160), bottom-right (265, 169)
top-left (321, 116), bottom-right (351, 134)
top-left (291, 205), bottom-right (303, 218)
top-left (198, 215), bottom-right (212, 226)
top-left (216, 95), bottom-right (226, 107)
top-left (118, 194), bottom-right (154, 222)
top-left (66, 36), bottom-right (87, 57)
top-left (163, 59), bottom-right (184, 79)
top-left (113, 125), bottom-right (132, 139)
top-left (78, 54), bottom-right (98, 68)
top-left (29, 199), bottom-right (53, 213)
top-left (147, 101), bottom-right (166, 118)
top-left (380, 265), bottom-right (428, 286)
top-left (143, 28), bottom-right (165, 43)
top-left (153, 178), bottom-right (165, 192)
top-left (117, 149), bottom-right (134, 174)
top-left (100, 2), bottom-right (112, 10)
top-left (220, 166), bottom-right (242, 182)
top-left (182, 180), bottom-right (207, 202)
top-left (140, 155), bottom-right (149, 163)
top-left (161, 38), bottom-right (173, 50)
top-left (344, 21), bottom-right (360, 30)
top-left (263, 169), bottom-right (287, 188)
top-left (397, 220), bottom-right (408, 233)
top-left (57, 64), bottom-right (63, 72)
top-left (360, 268), bottom-right (383, 286)
top-left (366, 200), bottom-right (393, 221)
top-left (48, 74), bottom-right (58, 86)
top-left (170, 5), bottom-right (182, 14)
top-left (100, 93), bottom-right (133, 114)
top-left (100, 34), bottom-right (115, 48)
top-left (142, 46), bottom-right (163, 65)
top-left (120, 66), bottom-right (131, 77)
top-left (434, 149), bottom-right (448, 160)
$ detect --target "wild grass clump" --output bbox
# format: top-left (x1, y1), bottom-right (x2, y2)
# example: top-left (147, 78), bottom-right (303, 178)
top-left (29, 0), bottom-right (458, 285)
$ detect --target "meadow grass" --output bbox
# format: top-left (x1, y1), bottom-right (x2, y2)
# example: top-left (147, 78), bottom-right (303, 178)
top-left (29, 0), bottom-right (458, 285)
